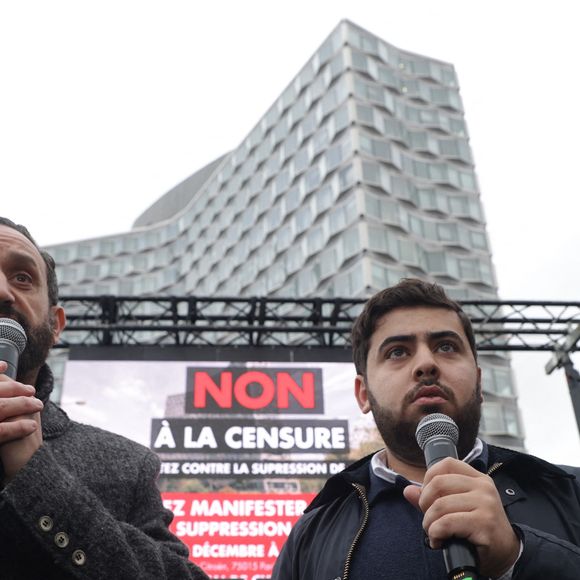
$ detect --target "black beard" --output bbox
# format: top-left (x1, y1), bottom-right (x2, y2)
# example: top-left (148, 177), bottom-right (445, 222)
top-left (0, 305), bottom-right (55, 383)
top-left (368, 380), bottom-right (482, 466)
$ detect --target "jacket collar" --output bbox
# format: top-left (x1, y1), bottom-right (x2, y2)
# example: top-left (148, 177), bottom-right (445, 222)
top-left (35, 363), bottom-right (55, 403)
top-left (487, 444), bottom-right (576, 479)
top-left (306, 443), bottom-right (575, 513)
top-left (35, 363), bottom-right (71, 439)
top-left (306, 452), bottom-right (374, 512)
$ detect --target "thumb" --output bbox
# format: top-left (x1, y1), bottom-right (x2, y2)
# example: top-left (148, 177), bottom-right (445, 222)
top-left (403, 484), bottom-right (422, 510)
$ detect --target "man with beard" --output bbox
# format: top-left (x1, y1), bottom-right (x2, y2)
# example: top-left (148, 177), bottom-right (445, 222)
top-left (0, 217), bottom-right (209, 579)
top-left (272, 278), bottom-right (580, 579)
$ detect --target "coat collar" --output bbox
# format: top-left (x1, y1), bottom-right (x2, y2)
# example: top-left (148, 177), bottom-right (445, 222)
top-left (307, 443), bottom-right (575, 513)
top-left (35, 364), bottom-right (71, 439)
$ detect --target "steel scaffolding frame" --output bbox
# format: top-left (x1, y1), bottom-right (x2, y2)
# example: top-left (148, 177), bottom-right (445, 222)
top-left (56, 296), bottom-right (580, 352)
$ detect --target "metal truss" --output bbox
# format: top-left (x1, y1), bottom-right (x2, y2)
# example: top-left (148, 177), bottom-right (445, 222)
top-left (56, 296), bottom-right (580, 353)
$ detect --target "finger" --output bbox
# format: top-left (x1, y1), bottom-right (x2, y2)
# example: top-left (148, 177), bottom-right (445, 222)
top-left (419, 473), bottom-right (485, 512)
top-left (0, 397), bottom-right (43, 421)
top-left (422, 490), bottom-right (479, 533)
top-left (0, 378), bottom-right (36, 397)
top-left (423, 457), bottom-right (480, 485)
top-left (425, 510), bottom-right (478, 549)
top-left (0, 418), bottom-right (38, 443)
top-left (403, 484), bottom-right (422, 510)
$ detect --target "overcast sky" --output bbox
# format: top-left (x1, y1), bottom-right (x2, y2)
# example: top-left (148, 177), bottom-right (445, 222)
top-left (2, 1), bottom-right (579, 464)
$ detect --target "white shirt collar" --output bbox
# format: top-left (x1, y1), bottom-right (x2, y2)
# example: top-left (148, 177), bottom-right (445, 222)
top-left (371, 438), bottom-right (484, 486)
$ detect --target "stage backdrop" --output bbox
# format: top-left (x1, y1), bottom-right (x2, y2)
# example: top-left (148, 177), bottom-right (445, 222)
top-left (61, 347), bottom-right (382, 580)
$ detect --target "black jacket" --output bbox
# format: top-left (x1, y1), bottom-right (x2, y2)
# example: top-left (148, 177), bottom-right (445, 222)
top-left (272, 445), bottom-right (580, 579)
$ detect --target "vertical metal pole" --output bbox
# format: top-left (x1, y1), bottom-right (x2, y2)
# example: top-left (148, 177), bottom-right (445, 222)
top-left (561, 355), bottom-right (580, 437)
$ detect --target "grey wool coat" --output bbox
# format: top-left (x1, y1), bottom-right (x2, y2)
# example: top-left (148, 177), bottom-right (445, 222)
top-left (0, 365), bottom-right (209, 580)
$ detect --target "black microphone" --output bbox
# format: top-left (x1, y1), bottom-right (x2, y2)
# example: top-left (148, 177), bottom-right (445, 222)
top-left (415, 413), bottom-right (481, 580)
top-left (0, 318), bottom-right (27, 379)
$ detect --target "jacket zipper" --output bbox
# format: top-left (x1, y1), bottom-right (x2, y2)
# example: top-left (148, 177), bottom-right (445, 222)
top-left (340, 462), bottom-right (505, 579)
top-left (342, 482), bottom-right (370, 580)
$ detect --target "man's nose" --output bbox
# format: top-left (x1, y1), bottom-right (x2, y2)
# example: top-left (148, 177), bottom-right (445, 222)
top-left (0, 272), bottom-right (15, 303)
top-left (413, 346), bottom-right (440, 380)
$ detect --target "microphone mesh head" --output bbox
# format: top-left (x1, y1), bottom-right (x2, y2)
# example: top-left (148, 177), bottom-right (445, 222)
top-left (0, 318), bottom-right (27, 354)
top-left (415, 413), bottom-right (459, 450)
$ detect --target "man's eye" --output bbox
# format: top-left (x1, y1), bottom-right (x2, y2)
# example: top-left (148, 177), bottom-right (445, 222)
top-left (437, 342), bottom-right (457, 353)
top-left (14, 273), bottom-right (33, 284)
top-left (387, 347), bottom-right (407, 359)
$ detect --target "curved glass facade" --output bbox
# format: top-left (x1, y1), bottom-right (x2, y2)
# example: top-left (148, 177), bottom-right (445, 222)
top-left (44, 20), bottom-right (523, 448)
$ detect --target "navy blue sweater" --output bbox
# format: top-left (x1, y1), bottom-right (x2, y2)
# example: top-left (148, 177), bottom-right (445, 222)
top-left (349, 451), bottom-right (488, 579)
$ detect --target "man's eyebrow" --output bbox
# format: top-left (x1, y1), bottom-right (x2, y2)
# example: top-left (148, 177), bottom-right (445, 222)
top-left (427, 330), bottom-right (464, 343)
top-left (377, 334), bottom-right (415, 355)
top-left (7, 250), bottom-right (42, 273)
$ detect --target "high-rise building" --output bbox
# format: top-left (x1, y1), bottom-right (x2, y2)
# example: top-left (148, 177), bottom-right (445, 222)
top-left (44, 20), bottom-right (523, 448)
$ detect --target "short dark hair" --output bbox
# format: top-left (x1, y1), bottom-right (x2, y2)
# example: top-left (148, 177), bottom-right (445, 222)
top-left (351, 278), bottom-right (477, 375)
top-left (0, 217), bottom-right (59, 306)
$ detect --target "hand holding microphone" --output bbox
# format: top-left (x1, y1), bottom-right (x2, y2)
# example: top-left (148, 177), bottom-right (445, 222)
top-left (403, 413), bottom-right (520, 580)
top-left (0, 317), bottom-right (27, 379)
top-left (0, 318), bottom-right (44, 481)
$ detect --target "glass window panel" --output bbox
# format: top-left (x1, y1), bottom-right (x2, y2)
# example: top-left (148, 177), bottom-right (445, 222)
top-left (351, 50), bottom-right (368, 73)
top-left (267, 202), bottom-right (283, 232)
top-left (493, 368), bottom-right (514, 397)
top-left (482, 404), bottom-right (504, 434)
top-left (449, 117), bottom-right (467, 137)
top-left (503, 407), bottom-right (520, 436)
top-left (329, 205), bottom-right (347, 234)
top-left (409, 215), bottom-right (423, 236)
top-left (325, 143), bottom-right (343, 171)
top-left (275, 223), bottom-right (293, 253)
top-left (342, 227), bottom-right (360, 258)
top-left (319, 245), bottom-right (340, 279)
top-left (313, 126), bottom-right (330, 155)
top-left (330, 53), bottom-right (344, 79)
top-left (470, 231), bottom-right (488, 250)
top-left (295, 205), bottom-right (313, 234)
top-left (274, 170), bottom-right (290, 197)
top-left (365, 193), bottom-right (381, 219)
top-left (399, 239), bottom-right (420, 266)
top-left (362, 161), bottom-right (381, 185)
top-left (301, 110), bottom-right (318, 139)
top-left (293, 148), bottom-right (310, 175)
top-left (315, 184), bottom-right (333, 215)
top-left (304, 165), bottom-right (322, 192)
top-left (377, 66), bottom-right (398, 90)
top-left (306, 225), bottom-right (325, 255)
top-left (460, 171), bottom-right (477, 192)
top-left (333, 102), bottom-right (350, 134)
top-left (459, 258), bottom-right (480, 281)
top-left (284, 186), bottom-right (301, 214)
top-left (356, 103), bottom-right (375, 125)
top-left (438, 223), bottom-right (458, 243)
top-left (338, 164), bottom-right (354, 191)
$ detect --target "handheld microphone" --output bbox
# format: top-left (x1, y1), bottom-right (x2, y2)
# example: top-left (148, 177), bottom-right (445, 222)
top-left (0, 318), bottom-right (27, 379)
top-left (415, 413), bottom-right (481, 580)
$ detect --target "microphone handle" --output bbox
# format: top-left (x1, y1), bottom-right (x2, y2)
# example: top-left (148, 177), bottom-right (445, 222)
top-left (0, 342), bottom-right (19, 379)
top-left (424, 436), bottom-right (482, 580)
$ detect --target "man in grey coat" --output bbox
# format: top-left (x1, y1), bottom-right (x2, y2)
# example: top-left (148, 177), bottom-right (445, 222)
top-left (0, 216), bottom-right (209, 579)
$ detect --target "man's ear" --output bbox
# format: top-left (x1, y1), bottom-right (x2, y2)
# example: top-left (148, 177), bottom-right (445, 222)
top-left (50, 306), bottom-right (66, 346)
top-left (355, 375), bottom-right (372, 414)
top-left (477, 365), bottom-right (484, 403)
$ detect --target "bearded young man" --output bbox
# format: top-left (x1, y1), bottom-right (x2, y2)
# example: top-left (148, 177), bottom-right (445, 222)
top-left (272, 278), bottom-right (580, 580)
top-left (0, 217), bottom-right (209, 579)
